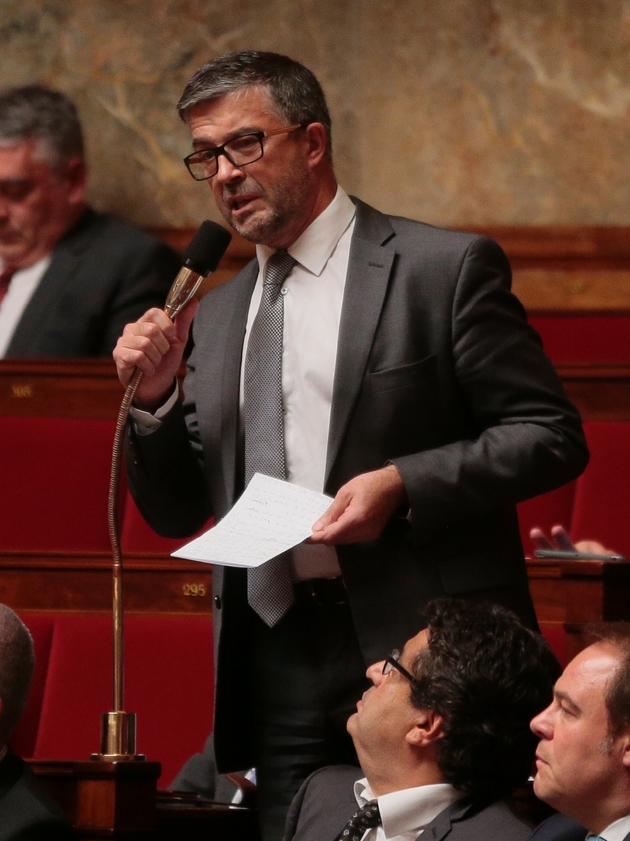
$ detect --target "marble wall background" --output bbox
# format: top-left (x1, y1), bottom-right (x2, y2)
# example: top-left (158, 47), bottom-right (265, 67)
top-left (1, 0), bottom-right (629, 228)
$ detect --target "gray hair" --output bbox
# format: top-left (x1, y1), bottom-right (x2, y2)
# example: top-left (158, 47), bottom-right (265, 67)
top-left (0, 604), bottom-right (34, 741)
top-left (177, 51), bottom-right (333, 161)
top-left (0, 85), bottom-right (84, 171)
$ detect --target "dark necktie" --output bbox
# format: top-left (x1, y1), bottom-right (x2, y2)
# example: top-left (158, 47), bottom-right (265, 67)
top-left (336, 800), bottom-right (381, 841)
top-left (244, 250), bottom-right (296, 627)
top-left (0, 266), bottom-right (16, 306)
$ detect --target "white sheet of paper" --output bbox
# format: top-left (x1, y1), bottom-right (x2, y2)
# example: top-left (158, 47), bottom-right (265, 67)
top-left (171, 473), bottom-right (333, 567)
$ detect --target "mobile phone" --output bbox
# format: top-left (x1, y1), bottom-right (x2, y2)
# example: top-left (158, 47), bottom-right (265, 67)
top-left (534, 549), bottom-right (627, 561)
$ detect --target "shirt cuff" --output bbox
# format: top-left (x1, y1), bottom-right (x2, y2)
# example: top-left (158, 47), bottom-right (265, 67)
top-left (129, 382), bottom-right (179, 436)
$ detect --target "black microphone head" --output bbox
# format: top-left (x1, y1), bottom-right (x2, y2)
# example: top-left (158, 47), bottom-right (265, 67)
top-left (182, 220), bottom-right (232, 276)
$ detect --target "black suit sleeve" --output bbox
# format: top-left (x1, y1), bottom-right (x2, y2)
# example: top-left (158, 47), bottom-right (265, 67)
top-left (99, 238), bottom-right (180, 355)
top-left (282, 766), bottom-right (360, 841)
top-left (7, 822), bottom-right (75, 841)
top-left (125, 393), bottom-right (211, 539)
top-left (527, 813), bottom-right (587, 841)
top-left (392, 236), bottom-right (588, 537)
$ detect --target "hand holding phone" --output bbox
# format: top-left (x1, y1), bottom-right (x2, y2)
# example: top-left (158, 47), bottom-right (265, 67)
top-left (529, 524), bottom-right (626, 561)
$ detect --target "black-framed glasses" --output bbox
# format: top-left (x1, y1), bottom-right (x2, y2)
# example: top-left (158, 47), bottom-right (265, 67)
top-left (382, 649), bottom-right (415, 683)
top-left (183, 124), bottom-right (304, 181)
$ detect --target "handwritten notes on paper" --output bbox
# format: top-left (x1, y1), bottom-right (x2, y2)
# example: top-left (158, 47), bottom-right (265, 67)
top-left (171, 473), bottom-right (332, 567)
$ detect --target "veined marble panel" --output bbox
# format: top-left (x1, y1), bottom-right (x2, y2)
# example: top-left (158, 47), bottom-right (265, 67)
top-left (1, 0), bottom-right (629, 226)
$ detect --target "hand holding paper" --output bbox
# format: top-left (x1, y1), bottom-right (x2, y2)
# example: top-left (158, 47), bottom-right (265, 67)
top-left (172, 473), bottom-right (332, 567)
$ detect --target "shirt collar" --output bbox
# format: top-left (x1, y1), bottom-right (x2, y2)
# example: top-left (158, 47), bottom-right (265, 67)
top-left (588, 814), bottom-right (630, 841)
top-left (0, 254), bottom-right (52, 279)
top-left (354, 777), bottom-right (461, 838)
top-left (255, 185), bottom-right (355, 277)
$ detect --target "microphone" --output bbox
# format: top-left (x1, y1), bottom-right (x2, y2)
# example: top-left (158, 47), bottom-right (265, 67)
top-left (164, 220), bottom-right (232, 319)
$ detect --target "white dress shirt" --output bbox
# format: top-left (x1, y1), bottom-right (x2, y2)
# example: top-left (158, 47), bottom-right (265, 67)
top-left (133, 186), bottom-right (356, 581)
top-left (243, 186), bottom-right (356, 580)
top-left (589, 814), bottom-right (630, 841)
top-left (353, 777), bottom-right (462, 841)
top-left (0, 256), bottom-right (51, 357)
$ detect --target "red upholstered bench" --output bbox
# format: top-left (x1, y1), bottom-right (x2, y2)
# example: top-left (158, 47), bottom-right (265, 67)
top-left (11, 613), bottom-right (214, 787)
top-left (570, 421), bottom-right (630, 560)
top-left (529, 315), bottom-right (630, 366)
top-left (0, 416), bottom-right (119, 552)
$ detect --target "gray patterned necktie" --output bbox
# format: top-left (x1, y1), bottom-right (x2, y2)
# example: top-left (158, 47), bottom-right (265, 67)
top-left (244, 250), bottom-right (296, 627)
top-left (335, 801), bottom-right (381, 841)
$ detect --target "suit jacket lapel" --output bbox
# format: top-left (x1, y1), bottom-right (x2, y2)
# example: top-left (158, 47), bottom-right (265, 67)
top-left (219, 260), bottom-right (258, 505)
top-left (5, 209), bottom-right (94, 356)
top-left (420, 797), bottom-right (474, 841)
top-left (325, 198), bottom-right (396, 486)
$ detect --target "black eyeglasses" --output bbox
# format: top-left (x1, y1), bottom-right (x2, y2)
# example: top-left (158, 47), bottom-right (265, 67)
top-left (382, 649), bottom-right (415, 683)
top-left (183, 124), bottom-right (304, 181)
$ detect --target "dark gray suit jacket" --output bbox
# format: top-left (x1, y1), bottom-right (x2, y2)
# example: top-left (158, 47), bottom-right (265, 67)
top-left (527, 812), bottom-right (602, 840)
top-left (283, 765), bottom-right (532, 841)
top-left (5, 207), bottom-right (179, 358)
top-left (127, 198), bottom-right (588, 769)
top-left (0, 752), bottom-right (74, 841)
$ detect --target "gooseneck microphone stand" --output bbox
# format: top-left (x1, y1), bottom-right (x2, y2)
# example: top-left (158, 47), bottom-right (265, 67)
top-left (96, 221), bottom-right (232, 760)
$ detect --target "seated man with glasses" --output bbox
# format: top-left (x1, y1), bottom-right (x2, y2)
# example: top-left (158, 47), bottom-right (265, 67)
top-left (284, 598), bottom-right (560, 841)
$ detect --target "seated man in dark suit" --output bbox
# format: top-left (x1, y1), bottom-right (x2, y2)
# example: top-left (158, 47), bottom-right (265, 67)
top-left (528, 623), bottom-right (630, 841)
top-left (0, 85), bottom-right (180, 357)
top-left (0, 603), bottom-right (73, 840)
top-left (284, 598), bottom-right (560, 841)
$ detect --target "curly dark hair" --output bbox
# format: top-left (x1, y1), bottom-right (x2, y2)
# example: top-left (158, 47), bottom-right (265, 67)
top-left (410, 599), bottom-right (560, 801)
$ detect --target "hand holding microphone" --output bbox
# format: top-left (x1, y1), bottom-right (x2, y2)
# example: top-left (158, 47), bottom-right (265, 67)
top-left (113, 220), bottom-right (232, 409)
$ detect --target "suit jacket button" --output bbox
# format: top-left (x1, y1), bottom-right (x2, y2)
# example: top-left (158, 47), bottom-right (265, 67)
top-left (214, 595), bottom-right (222, 609)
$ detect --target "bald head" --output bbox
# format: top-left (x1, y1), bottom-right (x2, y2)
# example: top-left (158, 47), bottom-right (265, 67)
top-left (0, 605), bottom-right (34, 745)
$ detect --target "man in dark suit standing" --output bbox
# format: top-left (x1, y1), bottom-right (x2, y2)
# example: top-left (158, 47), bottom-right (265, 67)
top-left (528, 624), bottom-right (630, 841)
top-left (0, 604), bottom-right (73, 841)
top-left (113, 51), bottom-right (588, 840)
top-left (285, 599), bottom-right (559, 841)
top-left (0, 85), bottom-right (179, 357)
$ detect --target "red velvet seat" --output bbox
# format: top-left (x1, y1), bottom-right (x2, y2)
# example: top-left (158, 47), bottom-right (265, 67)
top-left (18, 614), bottom-right (213, 786)
top-left (530, 315), bottom-right (630, 366)
top-left (570, 421), bottom-right (630, 560)
top-left (0, 417), bottom-right (118, 552)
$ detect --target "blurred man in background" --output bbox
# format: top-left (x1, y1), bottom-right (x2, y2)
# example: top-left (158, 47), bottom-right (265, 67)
top-left (0, 85), bottom-right (179, 357)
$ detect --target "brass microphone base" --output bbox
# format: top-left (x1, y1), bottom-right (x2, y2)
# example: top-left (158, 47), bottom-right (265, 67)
top-left (92, 711), bottom-right (145, 761)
